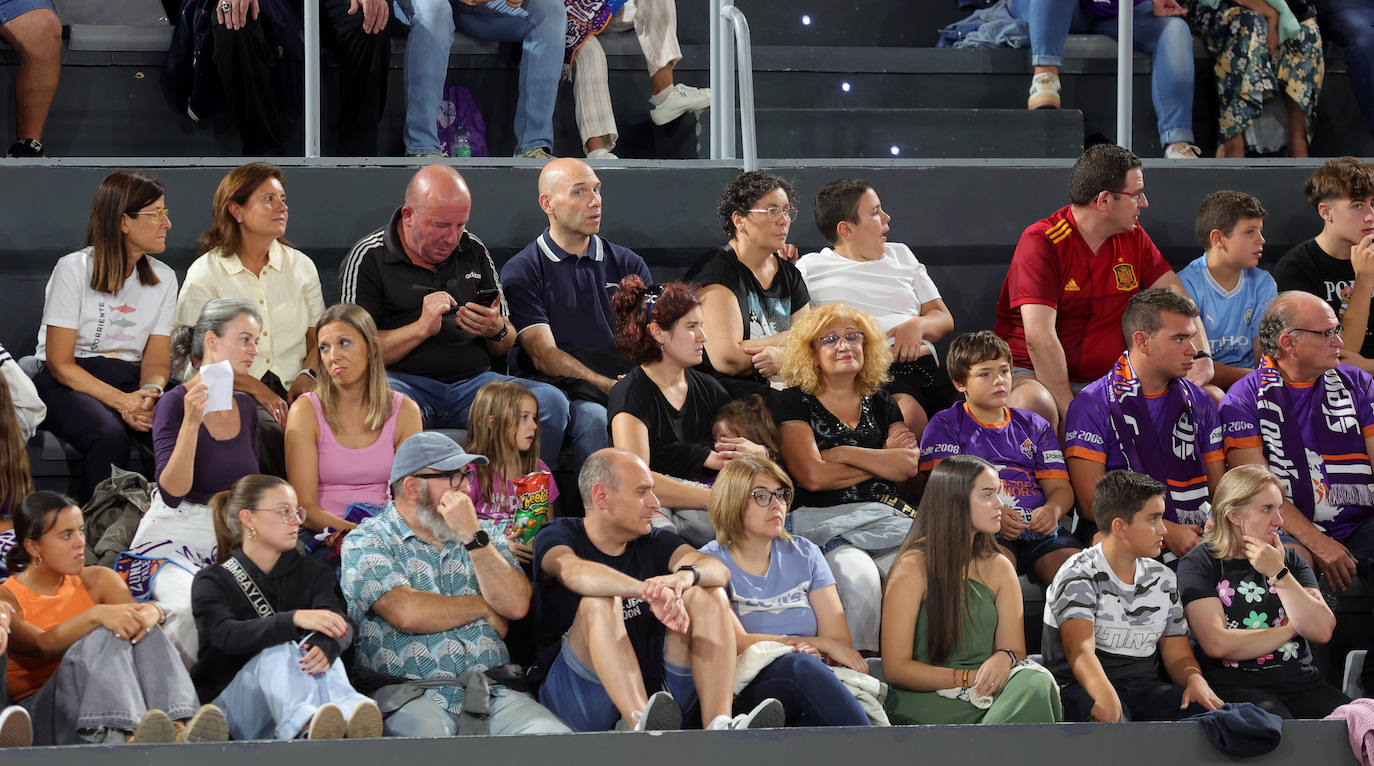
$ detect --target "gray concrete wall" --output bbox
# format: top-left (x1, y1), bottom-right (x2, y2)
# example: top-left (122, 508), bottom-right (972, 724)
top-left (0, 720), bottom-right (1359, 765)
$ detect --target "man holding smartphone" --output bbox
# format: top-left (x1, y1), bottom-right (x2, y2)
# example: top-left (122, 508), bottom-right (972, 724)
top-left (340, 165), bottom-right (571, 466)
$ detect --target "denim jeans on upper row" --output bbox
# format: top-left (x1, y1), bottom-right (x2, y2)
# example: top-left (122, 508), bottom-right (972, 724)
top-left (392, 0), bottom-right (565, 155)
top-left (387, 368), bottom-right (601, 467)
top-left (1316, 0), bottom-right (1374, 139)
top-left (1008, 0), bottom-right (1195, 146)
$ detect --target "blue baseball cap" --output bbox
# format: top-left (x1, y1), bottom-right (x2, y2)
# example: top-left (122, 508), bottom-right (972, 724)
top-left (389, 432), bottom-right (488, 484)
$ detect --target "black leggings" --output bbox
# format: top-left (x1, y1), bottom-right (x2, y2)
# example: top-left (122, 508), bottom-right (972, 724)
top-left (1207, 679), bottom-right (1350, 719)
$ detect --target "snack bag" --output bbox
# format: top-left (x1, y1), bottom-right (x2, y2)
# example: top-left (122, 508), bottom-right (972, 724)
top-left (511, 470), bottom-right (553, 543)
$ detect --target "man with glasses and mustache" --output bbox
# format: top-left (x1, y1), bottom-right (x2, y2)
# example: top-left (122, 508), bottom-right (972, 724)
top-left (1221, 292), bottom-right (1374, 593)
top-left (340, 432), bottom-right (571, 736)
top-left (994, 144), bottom-right (1213, 435)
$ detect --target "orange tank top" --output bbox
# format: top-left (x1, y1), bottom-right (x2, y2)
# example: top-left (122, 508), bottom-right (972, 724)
top-left (2, 574), bottom-right (97, 700)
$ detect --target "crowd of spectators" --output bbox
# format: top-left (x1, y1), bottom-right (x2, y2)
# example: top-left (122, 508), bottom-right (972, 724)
top-left (6, 0), bottom-right (1374, 158)
top-left (3, 146), bottom-right (1374, 747)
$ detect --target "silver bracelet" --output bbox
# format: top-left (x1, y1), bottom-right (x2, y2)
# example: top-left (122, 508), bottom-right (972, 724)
top-left (140, 383), bottom-right (164, 395)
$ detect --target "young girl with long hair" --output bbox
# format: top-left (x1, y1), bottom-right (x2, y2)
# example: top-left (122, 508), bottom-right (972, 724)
top-left (881, 455), bottom-right (1062, 724)
top-left (192, 474), bottom-right (382, 740)
top-left (463, 380), bottom-right (558, 563)
top-left (1, 491), bottom-right (226, 745)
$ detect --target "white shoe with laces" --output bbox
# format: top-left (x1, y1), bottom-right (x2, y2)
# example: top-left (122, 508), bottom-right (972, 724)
top-left (708, 698), bottom-right (784, 730)
top-left (1027, 72), bottom-right (1061, 110)
top-left (587, 147), bottom-right (619, 160)
top-left (649, 84), bottom-right (712, 126)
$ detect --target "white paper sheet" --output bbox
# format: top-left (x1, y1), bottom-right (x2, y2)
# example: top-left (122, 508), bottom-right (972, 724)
top-left (200, 359), bottom-right (235, 413)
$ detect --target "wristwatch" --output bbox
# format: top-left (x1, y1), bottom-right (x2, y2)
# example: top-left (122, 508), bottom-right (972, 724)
top-left (486, 324), bottom-right (509, 342)
top-left (1193, 349), bottom-right (1211, 360)
top-left (1270, 566), bottom-right (1290, 584)
top-left (675, 564), bottom-right (701, 587)
top-left (464, 530), bottom-right (491, 551)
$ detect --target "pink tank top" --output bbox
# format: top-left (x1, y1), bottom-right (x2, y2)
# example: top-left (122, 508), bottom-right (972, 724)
top-left (304, 391), bottom-right (403, 517)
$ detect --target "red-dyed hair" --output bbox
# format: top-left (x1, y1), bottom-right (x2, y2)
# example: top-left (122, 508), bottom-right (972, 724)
top-left (610, 276), bottom-right (700, 365)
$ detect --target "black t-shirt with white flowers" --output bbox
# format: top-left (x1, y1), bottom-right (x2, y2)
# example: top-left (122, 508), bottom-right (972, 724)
top-left (1176, 543), bottom-right (1321, 691)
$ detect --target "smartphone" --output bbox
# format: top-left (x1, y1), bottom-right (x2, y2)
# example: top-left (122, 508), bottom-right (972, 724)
top-left (474, 287), bottom-right (500, 307)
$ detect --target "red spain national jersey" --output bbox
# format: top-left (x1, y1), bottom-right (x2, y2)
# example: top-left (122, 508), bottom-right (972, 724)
top-left (993, 205), bottom-right (1171, 383)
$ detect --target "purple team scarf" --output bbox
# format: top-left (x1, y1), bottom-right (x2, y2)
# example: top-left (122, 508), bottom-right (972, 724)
top-left (1253, 356), bottom-right (1374, 534)
top-left (563, 0), bottom-right (629, 78)
top-left (1104, 353), bottom-right (1212, 526)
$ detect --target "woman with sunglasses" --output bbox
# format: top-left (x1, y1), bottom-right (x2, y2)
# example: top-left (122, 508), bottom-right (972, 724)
top-left (775, 303), bottom-right (920, 654)
top-left (191, 474), bottom-right (383, 740)
top-left (32, 169), bottom-right (177, 497)
top-left (125, 298), bottom-right (264, 664)
top-left (176, 163), bottom-right (327, 476)
top-left (608, 277), bottom-right (770, 545)
top-left (700, 457), bottom-right (871, 727)
top-left (683, 170), bottom-right (811, 401)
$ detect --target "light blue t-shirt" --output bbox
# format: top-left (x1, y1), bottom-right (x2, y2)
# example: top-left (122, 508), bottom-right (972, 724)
top-left (700, 536), bottom-right (836, 637)
top-left (1178, 254), bottom-right (1277, 368)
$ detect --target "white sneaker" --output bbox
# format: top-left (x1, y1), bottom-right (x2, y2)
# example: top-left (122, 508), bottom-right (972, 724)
top-left (0, 707), bottom-right (32, 748)
top-left (1027, 72), bottom-right (1061, 110)
top-left (618, 690), bottom-right (681, 731)
top-left (708, 698), bottom-right (784, 730)
top-left (306, 703), bottom-right (346, 740)
top-left (587, 147), bottom-right (619, 160)
top-left (650, 84), bottom-right (712, 126)
top-left (1165, 141), bottom-right (1202, 159)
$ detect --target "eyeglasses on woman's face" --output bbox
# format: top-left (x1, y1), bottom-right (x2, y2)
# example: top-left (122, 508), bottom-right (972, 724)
top-left (255, 504), bottom-right (307, 524)
top-left (750, 487), bottom-right (793, 508)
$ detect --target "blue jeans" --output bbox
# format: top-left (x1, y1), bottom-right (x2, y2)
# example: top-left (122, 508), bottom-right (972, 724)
top-left (382, 688), bottom-right (570, 736)
top-left (213, 643), bottom-right (373, 740)
top-left (1010, 0), bottom-right (1195, 145)
top-left (734, 652), bottom-right (870, 727)
top-left (387, 370), bottom-right (569, 466)
top-left (1316, 0), bottom-right (1374, 138)
top-left (392, 0), bottom-right (565, 155)
top-left (567, 399), bottom-right (608, 471)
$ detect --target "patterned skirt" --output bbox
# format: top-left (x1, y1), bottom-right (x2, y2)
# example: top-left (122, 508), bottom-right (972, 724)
top-left (1189, 7), bottom-right (1324, 145)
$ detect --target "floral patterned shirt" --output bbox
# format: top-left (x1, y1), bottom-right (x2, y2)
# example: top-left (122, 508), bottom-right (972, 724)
top-left (341, 502), bottom-right (519, 711)
top-left (1176, 543), bottom-right (1321, 690)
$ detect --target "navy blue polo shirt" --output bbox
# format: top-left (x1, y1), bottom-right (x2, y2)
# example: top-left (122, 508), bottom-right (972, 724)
top-left (501, 230), bottom-right (654, 377)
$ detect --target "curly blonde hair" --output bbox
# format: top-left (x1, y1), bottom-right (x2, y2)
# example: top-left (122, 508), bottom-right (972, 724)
top-left (779, 303), bottom-right (892, 395)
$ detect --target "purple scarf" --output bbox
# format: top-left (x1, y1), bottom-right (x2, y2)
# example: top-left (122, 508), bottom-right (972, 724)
top-left (563, 0), bottom-right (629, 78)
top-left (1254, 356), bottom-right (1374, 538)
top-left (1104, 353), bottom-right (1211, 526)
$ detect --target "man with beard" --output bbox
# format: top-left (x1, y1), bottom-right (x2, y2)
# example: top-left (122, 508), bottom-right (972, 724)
top-left (341, 432), bottom-right (571, 736)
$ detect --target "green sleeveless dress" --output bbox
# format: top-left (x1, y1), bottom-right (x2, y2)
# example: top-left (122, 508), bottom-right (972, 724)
top-left (884, 578), bottom-right (1062, 724)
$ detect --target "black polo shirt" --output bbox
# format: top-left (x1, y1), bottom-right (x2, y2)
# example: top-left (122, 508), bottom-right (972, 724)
top-left (339, 207), bottom-right (506, 384)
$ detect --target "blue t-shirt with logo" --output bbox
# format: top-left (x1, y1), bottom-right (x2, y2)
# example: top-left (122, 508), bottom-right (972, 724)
top-left (1177, 254), bottom-right (1277, 368)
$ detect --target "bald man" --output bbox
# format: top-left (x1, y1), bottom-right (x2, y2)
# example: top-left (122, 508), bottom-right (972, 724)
top-left (1220, 291), bottom-right (1374, 591)
top-left (340, 165), bottom-right (570, 466)
top-left (501, 158), bottom-right (654, 468)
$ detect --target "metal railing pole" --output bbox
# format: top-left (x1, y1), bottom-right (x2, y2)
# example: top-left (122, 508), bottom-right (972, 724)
top-left (718, 0), bottom-right (736, 160)
top-left (709, 0), bottom-right (721, 159)
top-left (304, 0), bottom-right (322, 157)
top-left (721, 5), bottom-right (755, 170)
top-left (1115, 0), bottom-right (1132, 149)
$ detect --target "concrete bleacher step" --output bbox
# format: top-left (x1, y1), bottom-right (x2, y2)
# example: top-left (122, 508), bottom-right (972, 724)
top-left (703, 107), bottom-right (1084, 159)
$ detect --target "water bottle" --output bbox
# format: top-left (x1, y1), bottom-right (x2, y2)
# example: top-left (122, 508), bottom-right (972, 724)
top-left (452, 123), bottom-right (473, 158)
